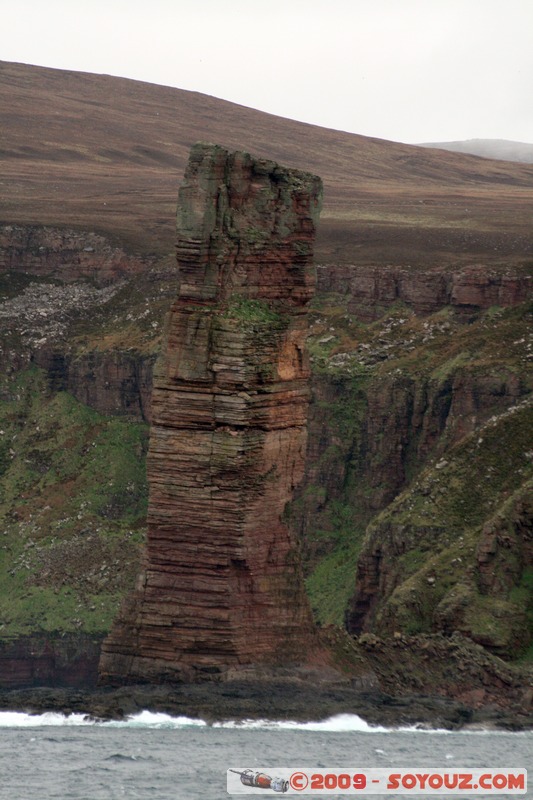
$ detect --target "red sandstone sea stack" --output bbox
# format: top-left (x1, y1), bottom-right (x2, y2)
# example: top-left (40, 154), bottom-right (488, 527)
top-left (99, 144), bottom-right (324, 683)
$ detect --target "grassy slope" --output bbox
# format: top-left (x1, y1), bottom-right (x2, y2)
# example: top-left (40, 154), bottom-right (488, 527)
top-left (0, 367), bottom-right (148, 638)
top-left (376, 405), bottom-right (532, 648)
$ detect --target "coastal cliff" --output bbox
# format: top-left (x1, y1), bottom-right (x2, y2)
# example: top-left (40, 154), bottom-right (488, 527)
top-left (0, 61), bottom-right (531, 719)
top-left (298, 277), bottom-right (532, 666)
top-left (99, 144), bottom-right (324, 683)
top-left (317, 263), bottom-right (531, 321)
top-left (0, 239), bottom-right (530, 710)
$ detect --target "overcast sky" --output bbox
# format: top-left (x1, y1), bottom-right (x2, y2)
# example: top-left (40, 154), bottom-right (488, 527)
top-left (2, 0), bottom-right (532, 144)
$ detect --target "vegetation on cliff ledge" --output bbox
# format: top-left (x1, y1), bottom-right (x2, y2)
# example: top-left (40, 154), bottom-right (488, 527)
top-left (0, 367), bottom-right (147, 638)
top-left (302, 297), bottom-right (532, 660)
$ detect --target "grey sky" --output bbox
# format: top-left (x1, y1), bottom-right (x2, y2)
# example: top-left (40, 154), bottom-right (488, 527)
top-left (2, 0), bottom-right (532, 144)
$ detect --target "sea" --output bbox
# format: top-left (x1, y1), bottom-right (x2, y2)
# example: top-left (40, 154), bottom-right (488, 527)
top-left (0, 711), bottom-right (530, 800)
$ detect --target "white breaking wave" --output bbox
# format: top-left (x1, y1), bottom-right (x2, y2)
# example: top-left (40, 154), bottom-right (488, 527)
top-left (0, 710), bottom-right (377, 730)
top-left (0, 711), bottom-right (93, 727)
top-left (0, 710), bottom-right (528, 734)
top-left (103, 710), bottom-right (207, 728)
top-left (0, 710), bottom-right (206, 729)
top-left (213, 713), bottom-right (388, 732)
top-left (0, 710), bottom-right (385, 731)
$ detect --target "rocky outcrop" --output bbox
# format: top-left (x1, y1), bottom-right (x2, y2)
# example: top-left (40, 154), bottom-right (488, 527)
top-left (354, 631), bottom-right (532, 718)
top-left (317, 264), bottom-right (532, 321)
top-left (3, 631), bottom-right (532, 729)
top-left (0, 225), bottom-right (151, 284)
top-left (299, 364), bottom-right (528, 553)
top-left (0, 634), bottom-right (102, 689)
top-left (346, 399), bottom-right (533, 657)
top-left (450, 266), bottom-right (531, 309)
top-left (99, 144), bottom-right (324, 684)
top-left (298, 280), bottom-right (532, 645)
top-left (34, 348), bottom-right (155, 422)
top-left (0, 279), bottom-right (126, 352)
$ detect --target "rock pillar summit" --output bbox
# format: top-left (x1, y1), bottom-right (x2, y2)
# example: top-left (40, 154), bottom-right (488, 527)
top-left (99, 144), bottom-right (323, 683)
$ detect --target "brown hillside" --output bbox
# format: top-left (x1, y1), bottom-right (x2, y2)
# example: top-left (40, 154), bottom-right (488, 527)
top-left (1, 60), bottom-right (533, 267)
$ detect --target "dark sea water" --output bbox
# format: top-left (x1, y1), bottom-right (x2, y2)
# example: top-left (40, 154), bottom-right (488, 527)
top-left (0, 712), bottom-right (530, 800)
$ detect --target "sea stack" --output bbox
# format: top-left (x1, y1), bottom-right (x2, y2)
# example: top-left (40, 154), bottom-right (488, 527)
top-left (99, 143), bottom-right (323, 683)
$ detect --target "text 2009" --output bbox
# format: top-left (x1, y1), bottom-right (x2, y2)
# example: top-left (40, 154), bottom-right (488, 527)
top-left (310, 774), bottom-right (366, 790)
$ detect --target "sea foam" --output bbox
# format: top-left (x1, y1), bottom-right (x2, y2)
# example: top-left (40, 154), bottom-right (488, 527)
top-left (0, 710), bottom-right (528, 734)
top-left (212, 713), bottom-right (388, 732)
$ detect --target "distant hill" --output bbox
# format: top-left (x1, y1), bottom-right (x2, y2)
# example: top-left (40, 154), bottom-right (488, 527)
top-left (419, 139), bottom-right (533, 164)
top-left (2, 61), bottom-right (533, 266)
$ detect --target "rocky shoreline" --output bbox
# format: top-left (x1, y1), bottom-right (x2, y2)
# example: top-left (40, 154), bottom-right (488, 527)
top-left (1, 630), bottom-right (531, 731)
top-left (1, 679), bottom-right (532, 732)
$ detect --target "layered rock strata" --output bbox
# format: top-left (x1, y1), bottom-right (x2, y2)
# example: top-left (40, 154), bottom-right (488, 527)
top-left (0, 225), bottom-right (150, 284)
top-left (34, 348), bottom-right (155, 422)
top-left (317, 264), bottom-right (532, 321)
top-left (0, 635), bottom-right (102, 689)
top-left (99, 144), bottom-right (323, 683)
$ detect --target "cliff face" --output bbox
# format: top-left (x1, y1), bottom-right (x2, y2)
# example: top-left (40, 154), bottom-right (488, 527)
top-left (0, 635), bottom-right (102, 689)
top-left (0, 225), bottom-right (151, 284)
top-left (99, 144), bottom-right (323, 683)
top-left (1, 242), bottom-right (530, 690)
top-left (2, 61), bottom-right (532, 701)
top-left (317, 264), bottom-right (531, 321)
top-left (34, 348), bottom-right (155, 423)
top-left (346, 399), bottom-right (532, 655)
top-left (299, 280), bottom-right (532, 659)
